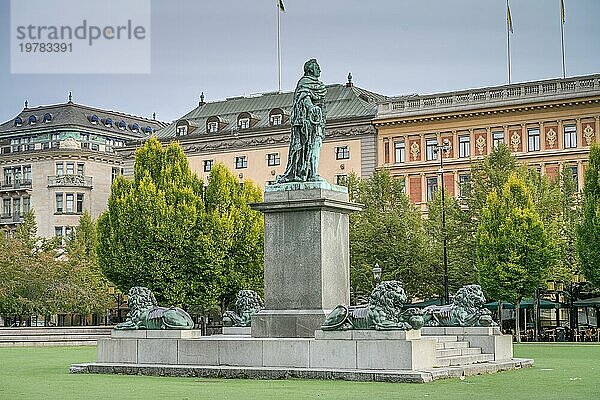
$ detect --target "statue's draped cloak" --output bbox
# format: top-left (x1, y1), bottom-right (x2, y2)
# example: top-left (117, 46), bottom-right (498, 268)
top-left (279, 74), bottom-right (327, 182)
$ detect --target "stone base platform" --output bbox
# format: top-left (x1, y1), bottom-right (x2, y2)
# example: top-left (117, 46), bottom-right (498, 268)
top-left (70, 358), bottom-right (534, 383)
top-left (71, 328), bottom-right (530, 383)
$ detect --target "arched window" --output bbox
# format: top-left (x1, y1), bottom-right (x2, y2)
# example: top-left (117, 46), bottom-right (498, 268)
top-left (14, 116), bottom-right (23, 127)
top-left (130, 123), bottom-right (140, 132)
top-left (104, 118), bottom-right (113, 127)
top-left (269, 108), bottom-right (287, 126)
top-left (43, 113), bottom-right (52, 123)
top-left (28, 115), bottom-right (37, 124)
top-left (90, 115), bottom-right (100, 124)
top-left (118, 121), bottom-right (126, 130)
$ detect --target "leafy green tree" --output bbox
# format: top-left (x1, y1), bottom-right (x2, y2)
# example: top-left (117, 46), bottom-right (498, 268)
top-left (348, 170), bottom-right (432, 300)
top-left (426, 189), bottom-right (477, 296)
top-left (98, 139), bottom-right (264, 313)
top-left (577, 144), bottom-right (600, 287)
top-left (204, 164), bottom-right (264, 312)
top-left (477, 174), bottom-right (552, 341)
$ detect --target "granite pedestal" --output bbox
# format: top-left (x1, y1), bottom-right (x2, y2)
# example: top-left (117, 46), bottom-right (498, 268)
top-left (250, 183), bottom-right (362, 338)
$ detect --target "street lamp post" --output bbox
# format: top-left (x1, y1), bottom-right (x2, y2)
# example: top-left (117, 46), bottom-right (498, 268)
top-left (372, 263), bottom-right (382, 285)
top-left (435, 139), bottom-right (451, 305)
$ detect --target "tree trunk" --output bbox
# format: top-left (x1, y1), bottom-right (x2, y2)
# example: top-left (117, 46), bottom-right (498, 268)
top-left (515, 300), bottom-right (521, 343)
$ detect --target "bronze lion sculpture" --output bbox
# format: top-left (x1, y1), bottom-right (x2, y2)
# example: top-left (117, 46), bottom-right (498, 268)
top-left (115, 286), bottom-right (194, 330)
top-left (222, 290), bottom-right (263, 327)
top-left (321, 281), bottom-right (424, 331)
top-left (422, 284), bottom-right (494, 327)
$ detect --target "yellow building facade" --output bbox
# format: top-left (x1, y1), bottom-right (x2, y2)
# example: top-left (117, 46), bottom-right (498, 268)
top-left (374, 74), bottom-right (600, 209)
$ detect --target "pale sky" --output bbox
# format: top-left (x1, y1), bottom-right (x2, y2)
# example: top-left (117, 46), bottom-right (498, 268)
top-left (1, 0), bottom-right (599, 123)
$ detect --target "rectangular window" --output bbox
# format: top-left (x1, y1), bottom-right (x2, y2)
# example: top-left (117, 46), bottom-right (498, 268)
top-left (335, 146), bottom-right (350, 160)
top-left (270, 114), bottom-right (282, 126)
top-left (22, 197), bottom-right (30, 213)
top-left (66, 193), bottom-right (74, 213)
top-left (267, 153), bottom-right (281, 166)
top-left (458, 135), bottom-right (470, 158)
top-left (76, 193), bottom-right (84, 213)
top-left (111, 167), bottom-right (122, 183)
top-left (203, 160), bottom-right (214, 173)
top-left (335, 175), bottom-right (348, 186)
top-left (77, 163), bottom-right (84, 176)
top-left (394, 141), bottom-right (405, 163)
top-left (569, 165), bottom-right (579, 191)
top-left (235, 156), bottom-right (248, 169)
top-left (492, 131), bottom-right (505, 149)
top-left (91, 143), bottom-right (99, 151)
top-left (238, 118), bottom-right (250, 129)
top-left (55, 226), bottom-right (63, 237)
top-left (66, 162), bottom-right (74, 175)
top-left (23, 165), bottom-right (31, 183)
top-left (3, 167), bottom-right (12, 186)
top-left (459, 174), bottom-right (471, 198)
top-left (207, 122), bottom-right (218, 133)
top-left (56, 193), bottom-right (63, 213)
top-left (81, 142), bottom-right (90, 150)
top-left (12, 198), bottom-right (20, 217)
top-left (266, 180), bottom-right (276, 186)
top-left (564, 124), bottom-right (577, 149)
top-left (56, 163), bottom-right (64, 176)
top-left (384, 141), bottom-right (390, 164)
top-left (426, 139), bottom-right (438, 161)
top-left (65, 226), bottom-right (72, 238)
top-left (426, 176), bottom-right (438, 201)
top-left (3, 198), bottom-right (11, 216)
top-left (50, 140), bottom-right (60, 149)
top-left (528, 128), bottom-right (540, 152)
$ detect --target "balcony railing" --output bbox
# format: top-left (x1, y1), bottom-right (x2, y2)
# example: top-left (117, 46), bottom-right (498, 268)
top-left (47, 175), bottom-right (93, 188)
top-left (377, 75), bottom-right (600, 118)
top-left (0, 213), bottom-right (23, 224)
top-left (0, 179), bottom-right (32, 191)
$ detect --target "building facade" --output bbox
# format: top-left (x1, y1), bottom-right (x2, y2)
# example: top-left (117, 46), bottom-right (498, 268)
top-left (0, 98), bottom-right (166, 237)
top-left (122, 79), bottom-right (386, 187)
top-left (374, 74), bottom-right (600, 210)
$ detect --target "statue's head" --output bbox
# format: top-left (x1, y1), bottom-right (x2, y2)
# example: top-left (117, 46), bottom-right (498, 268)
top-left (303, 59), bottom-right (321, 78)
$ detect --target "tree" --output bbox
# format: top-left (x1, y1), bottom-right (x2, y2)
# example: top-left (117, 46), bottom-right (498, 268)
top-left (204, 164), bottom-right (264, 312)
top-left (97, 138), bottom-right (264, 313)
top-left (577, 144), bottom-right (600, 287)
top-left (426, 189), bottom-right (477, 296)
top-left (477, 174), bottom-right (552, 341)
top-left (348, 170), bottom-right (432, 300)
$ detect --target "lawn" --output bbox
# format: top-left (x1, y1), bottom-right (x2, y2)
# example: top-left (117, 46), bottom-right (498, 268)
top-left (0, 344), bottom-right (598, 400)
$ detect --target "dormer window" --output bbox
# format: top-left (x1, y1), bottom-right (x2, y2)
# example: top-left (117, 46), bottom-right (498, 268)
top-left (269, 108), bottom-right (287, 126)
top-left (104, 118), bottom-right (113, 128)
top-left (130, 123), bottom-right (140, 132)
top-left (28, 115), bottom-right (37, 125)
top-left (177, 126), bottom-right (188, 136)
top-left (14, 117), bottom-right (23, 127)
top-left (145, 126), bottom-right (153, 133)
top-left (43, 113), bottom-right (52, 123)
top-left (270, 114), bottom-right (282, 125)
top-left (238, 118), bottom-right (250, 129)
top-left (90, 115), bottom-right (99, 125)
top-left (118, 121), bottom-right (126, 130)
top-left (207, 122), bottom-right (218, 133)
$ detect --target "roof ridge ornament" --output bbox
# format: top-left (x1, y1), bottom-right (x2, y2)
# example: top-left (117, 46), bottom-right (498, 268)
top-left (68, 91), bottom-right (73, 103)
top-left (24, 100), bottom-right (28, 109)
top-left (199, 92), bottom-right (206, 106)
top-left (346, 72), bottom-right (353, 87)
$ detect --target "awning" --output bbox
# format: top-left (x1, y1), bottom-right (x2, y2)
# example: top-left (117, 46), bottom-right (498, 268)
top-left (573, 297), bottom-right (600, 307)
top-left (484, 298), bottom-right (561, 310)
top-left (408, 298), bottom-right (442, 308)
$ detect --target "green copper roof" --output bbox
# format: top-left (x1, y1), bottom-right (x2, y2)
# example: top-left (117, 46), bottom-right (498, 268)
top-left (156, 84), bottom-right (387, 139)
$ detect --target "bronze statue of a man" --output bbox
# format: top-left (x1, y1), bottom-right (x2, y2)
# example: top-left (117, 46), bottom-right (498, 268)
top-left (277, 59), bottom-right (327, 183)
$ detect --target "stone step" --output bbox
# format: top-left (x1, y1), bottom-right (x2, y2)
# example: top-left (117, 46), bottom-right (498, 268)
top-left (0, 340), bottom-right (98, 347)
top-left (436, 340), bottom-right (469, 350)
top-left (435, 353), bottom-right (494, 367)
top-left (436, 347), bottom-right (482, 358)
top-left (428, 335), bottom-right (458, 342)
top-left (0, 334), bottom-right (108, 341)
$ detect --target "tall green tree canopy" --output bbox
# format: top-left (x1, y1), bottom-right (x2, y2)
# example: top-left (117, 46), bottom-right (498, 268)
top-left (98, 138), bottom-right (263, 312)
top-left (476, 174), bottom-right (552, 303)
top-left (348, 170), bottom-right (431, 299)
top-left (577, 144), bottom-right (600, 287)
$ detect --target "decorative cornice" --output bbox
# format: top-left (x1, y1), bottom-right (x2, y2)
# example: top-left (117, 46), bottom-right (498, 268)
top-left (0, 148), bottom-right (122, 164)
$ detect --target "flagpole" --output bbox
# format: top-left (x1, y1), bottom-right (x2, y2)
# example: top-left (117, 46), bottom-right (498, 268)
top-left (277, 0), bottom-right (282, 92)
top-left (560, 0), bottom-right (566, 78)
top-left (507, 0), bottom-right (512, 84)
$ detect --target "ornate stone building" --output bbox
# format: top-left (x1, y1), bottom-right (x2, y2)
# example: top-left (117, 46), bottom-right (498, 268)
top-left (0, 97), bottom-right (166, 237)
top-left (374, 74), bottom-right (600, 210)
top-left (123, 78), bottom-right (385, 187)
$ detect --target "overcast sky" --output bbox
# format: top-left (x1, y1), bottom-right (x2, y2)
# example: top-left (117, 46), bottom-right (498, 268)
top-left (1, 0), bottom-right (599, 123)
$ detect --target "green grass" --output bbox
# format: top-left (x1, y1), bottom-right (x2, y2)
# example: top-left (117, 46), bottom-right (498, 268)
top-left (0, 344), bottom-right (598, 400)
